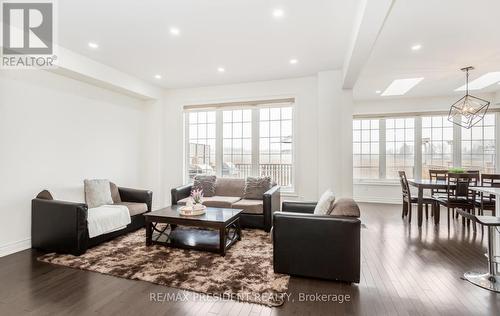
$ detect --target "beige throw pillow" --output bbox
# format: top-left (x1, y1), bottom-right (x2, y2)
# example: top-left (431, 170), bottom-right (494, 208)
top-left (244, 176), bottom-right (272, 200)
top-left (84, 179), bottom-right (114, 208)
top-left (192, 175), bottom-right (217, 197)
top-left (329, 198), bottom-right (360, 217)
top-left (314, 190), bottom-right (336, 215)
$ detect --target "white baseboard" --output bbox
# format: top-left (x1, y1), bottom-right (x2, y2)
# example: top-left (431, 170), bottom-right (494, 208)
top-left (0, 238), bottom-right (31, 257)
top-left (353, 196), bottom-right (401, 204)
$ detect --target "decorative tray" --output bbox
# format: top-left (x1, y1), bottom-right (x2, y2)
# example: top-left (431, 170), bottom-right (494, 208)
top-left (179, 205), bottom-right (207, 216)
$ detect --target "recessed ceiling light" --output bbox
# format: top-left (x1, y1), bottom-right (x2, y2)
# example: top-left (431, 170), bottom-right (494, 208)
top-left (455, 72), bottom-right (500, 91)
top-left (217, 67), bottom-right (225, 73)
top-left (273, 9), bottom-right (284, 18)
top-left (154, 74), bottom-right (162, 79)
top-left (88, 42), bottom-right (99, 49)
top-left (381, 78), bottom-right (424, 96)
top-left (411, 44), bottom-right (422, 51)
top-left (289, 59), bottom-right (298, 64)
top-left (170, 27), bottom-right (180, 36)
top-left (375, 90), bottom-right (381, 94)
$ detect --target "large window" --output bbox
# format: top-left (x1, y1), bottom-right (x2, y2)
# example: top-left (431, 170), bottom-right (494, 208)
top-left (353, 113), bottom-right (498, 181)
top-left (386, 118), bottom-right (414, 179)
top-left (422, 116), bottom-right (453, 178)
top-left (187, 111), bottom-right (216, 180)
top-left (353, 119), bottom-right (379, 179)
top-left (185, 103), bottom-right (294, 190)
top-left (461, 113), bottom-right (495, 173)
top-left (223, 109), bottom-right (252, 178)
top-left (259, 107), bottom-right (293, 187)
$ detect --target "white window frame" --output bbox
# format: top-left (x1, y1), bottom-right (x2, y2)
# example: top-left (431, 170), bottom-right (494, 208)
top-left (353, 112), bottom-right (499, 183)
top-left (184, 103), bottom-right (295, 192)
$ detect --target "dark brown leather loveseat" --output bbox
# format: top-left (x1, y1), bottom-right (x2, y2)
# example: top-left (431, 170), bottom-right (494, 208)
top-left (32, 185), bottom-right (152, 255)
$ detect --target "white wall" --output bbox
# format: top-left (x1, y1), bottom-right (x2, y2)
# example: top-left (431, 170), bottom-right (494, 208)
top-left (161, 71), bottom-right (354, 205)
top-left (0, 70), bottom-right (157, 256)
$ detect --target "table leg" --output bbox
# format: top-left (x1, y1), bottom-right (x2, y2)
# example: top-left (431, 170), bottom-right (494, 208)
top-left (219, 227), bottom-right (226, 256)
top-left (434, 202), bottom-right (440, 225)
top-left (418, 187), bottom-right (423, 227)
top-left (495, 193), bottom-right (500, 272)
top-left (146, 220), bottom-right (153, 246)
top-left (236, 218), bottom-right (242, 241)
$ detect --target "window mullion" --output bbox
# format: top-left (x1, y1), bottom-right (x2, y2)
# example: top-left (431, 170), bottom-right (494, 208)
top-left (184, 114), bottom-right (190, 183)
top-left (414, 117), bottom-right (422, 180)
top-left (251, 108), bottom-right (260, 177)
top-left (379, 119), bottom-right (386, 179)
top-left (496, 113), bottom-right (500, 172)
top-left (215, 110), bottom-right (223, 177)
top-left (453, 116), bottom-right (462, 168)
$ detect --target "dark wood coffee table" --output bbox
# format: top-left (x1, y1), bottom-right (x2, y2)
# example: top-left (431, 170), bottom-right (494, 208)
top-left (144, 205), bottom-right (243, 256)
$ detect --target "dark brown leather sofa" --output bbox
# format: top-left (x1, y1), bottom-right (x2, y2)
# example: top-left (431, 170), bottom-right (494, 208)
top-left (273, 201), bottom-right (361, 283)
top-left (32, 186), bottom-right (152, 255)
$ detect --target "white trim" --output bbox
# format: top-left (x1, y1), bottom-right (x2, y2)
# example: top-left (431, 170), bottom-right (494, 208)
top-left (0, 238), bottom-right (31, 257)
top-left (353, 179), bottom-right (400, 186)
top-left (353, 196), bottom-right (401, 204)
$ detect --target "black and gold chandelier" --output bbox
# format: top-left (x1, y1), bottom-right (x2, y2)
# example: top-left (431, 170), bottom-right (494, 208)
top-left (448, 66), bottom-right (490, 129)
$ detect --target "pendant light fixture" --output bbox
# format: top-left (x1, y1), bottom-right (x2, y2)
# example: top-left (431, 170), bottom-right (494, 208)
top-left (448, 66), bottom-right (490, 129)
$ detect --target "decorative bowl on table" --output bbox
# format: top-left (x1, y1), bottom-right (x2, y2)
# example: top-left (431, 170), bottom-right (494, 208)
top-left (179, 204), bottom-right (206, 216)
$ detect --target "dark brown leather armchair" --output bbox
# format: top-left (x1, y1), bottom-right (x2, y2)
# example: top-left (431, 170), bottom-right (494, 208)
top-left (273, 201), bottom-right (361, 283)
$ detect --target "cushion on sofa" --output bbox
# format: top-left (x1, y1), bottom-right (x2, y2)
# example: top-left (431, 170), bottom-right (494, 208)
top-left (243, 176), bottom-right (272, 200)
top-left (84, 179), bottom-right (114, 208)
top-left (192, 175), bottom-right (216, 197)
top-left (232, 199), bottom-right (264, 214)
top-left (110, 182), bottom-right (121, 203)
top-left (177, 196), bottom-right (241, 208)
top-left (314, 189), bottom-right (336, 215)
top-left (215, 178), bottom-right (245, 197)
top-left (329, 198), bottom-right (360, 217)
top-left (114, 202), bottom-right (148, 216)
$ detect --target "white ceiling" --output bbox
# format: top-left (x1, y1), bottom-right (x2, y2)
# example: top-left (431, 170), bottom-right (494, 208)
top-left (353, 0), bottom-right (500, 100)
top-left (58, 0), bottom-right (360, 89)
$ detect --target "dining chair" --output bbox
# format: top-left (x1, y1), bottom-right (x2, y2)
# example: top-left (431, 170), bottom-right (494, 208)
top-left (476, 174), bottom-right (500, 216)
top-left (429, 169), bottom-right (448, 197)
top-left (433, 173), bottom-right (476, 228)
top-left (398, 171), bottom-right (436, 222)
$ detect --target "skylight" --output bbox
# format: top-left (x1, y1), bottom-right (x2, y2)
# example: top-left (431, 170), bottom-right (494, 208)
top-left (381, 78), bottom-right (424, 96)
top-left (455, 72), bottom-right (500, 91)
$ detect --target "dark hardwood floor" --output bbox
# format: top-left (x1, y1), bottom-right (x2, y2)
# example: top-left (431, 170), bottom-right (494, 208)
top-left (1, 203), bottom-right (499, 315)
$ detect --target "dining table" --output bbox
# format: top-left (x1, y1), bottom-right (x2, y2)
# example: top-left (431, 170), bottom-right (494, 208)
top-left (407, 179), bottom-right (450, 227)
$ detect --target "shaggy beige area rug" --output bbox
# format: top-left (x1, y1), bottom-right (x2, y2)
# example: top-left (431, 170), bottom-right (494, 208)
top-left (37, 228), bottom-right (289, 307)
